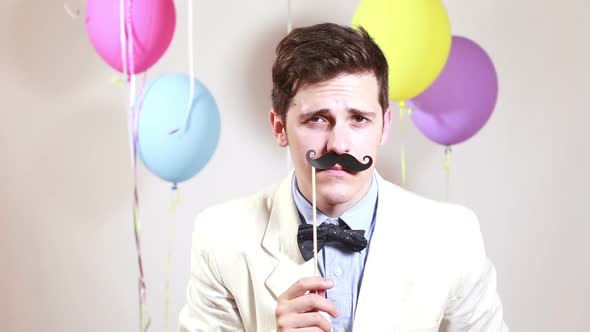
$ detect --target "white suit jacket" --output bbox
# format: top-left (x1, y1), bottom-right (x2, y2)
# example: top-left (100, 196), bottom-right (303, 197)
top-left (178, 173), bottom-right (509, 331)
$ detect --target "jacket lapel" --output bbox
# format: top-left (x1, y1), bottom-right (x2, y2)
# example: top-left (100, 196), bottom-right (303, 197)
top-left (262, 172), bottom-right (316, 300)
top-left (261, 173), bottom-right (439, 330)
top-left (354, 176), bottom-right (447, 331)
top-left (354, 174), bottom-right (406, 330)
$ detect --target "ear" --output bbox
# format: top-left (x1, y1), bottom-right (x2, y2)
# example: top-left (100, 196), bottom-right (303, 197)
top-left (269, 109), bottom-right (288, 147)
top-left (379, 107), bottom-right (393, 145)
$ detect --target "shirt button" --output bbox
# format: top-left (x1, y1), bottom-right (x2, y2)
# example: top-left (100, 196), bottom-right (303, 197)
top-left (333, 268), bottom-right (342, 277)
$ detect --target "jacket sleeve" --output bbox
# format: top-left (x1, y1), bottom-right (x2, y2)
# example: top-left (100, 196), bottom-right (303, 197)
top-left (439, 209), bottom-right (510, 332)
top-left (178, 214), bottom-right (246, 332)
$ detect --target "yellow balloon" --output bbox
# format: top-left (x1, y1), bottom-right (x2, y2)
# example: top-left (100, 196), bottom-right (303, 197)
top-left (352, 0), bottom-right (451, 101)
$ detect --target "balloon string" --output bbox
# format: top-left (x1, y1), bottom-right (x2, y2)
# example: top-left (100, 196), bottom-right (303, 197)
top-left (399, 100), bottom-right (413, 186)
top-left (400, 144), bottom-right (406, 186)
top-left (112, 76), bottom-right (125, 86)
top-left (132, 174), bottom-right (150, 332)
top-left (119, 0), bottom-right (128, 79)
top-left (171, 0), bottom-right (196, 135)
top-left (187, 0), bottom-right (195, 122)
top-left (167, 185), bottom-right (182, 210)
top-left (125, 0), bottom-right (135, 81)
top-left (164, 187), bottom-right (181, 332)
top-left (125, 0), bottom-right (136, 168)
top-left (63, 2), bottom-right (80, 18)
top-left (122, 1), bottom-right (150, 331)
top-left (287, 0), bottom-right (292, 33)
top-left (443, 146), bottom-right (452, 201)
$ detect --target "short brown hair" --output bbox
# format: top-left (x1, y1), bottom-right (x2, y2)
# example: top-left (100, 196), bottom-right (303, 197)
top-left (271, 23), bottom-right (389, 123)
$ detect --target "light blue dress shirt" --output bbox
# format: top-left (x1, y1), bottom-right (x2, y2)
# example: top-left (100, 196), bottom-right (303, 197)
top-left (292, 173), bottom-right (378, 332)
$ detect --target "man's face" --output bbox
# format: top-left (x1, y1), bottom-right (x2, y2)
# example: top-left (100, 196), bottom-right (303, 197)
top-left (271, 73), bottom-right (392, 216)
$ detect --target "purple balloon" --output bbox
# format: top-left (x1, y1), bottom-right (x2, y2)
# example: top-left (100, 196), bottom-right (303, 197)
top-left (410, 36), bottom-right (498, 145)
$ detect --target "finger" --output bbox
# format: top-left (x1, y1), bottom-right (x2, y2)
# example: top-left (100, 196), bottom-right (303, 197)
top-left (305, 288), bottom-right (327, 296)
top-left (295, 312), bottom-right (332, 332)
top-left (279, 277), bottom-right (334, 301)
top-left (291, 294), bottom-right (339, 318)
top-left (278, 312), bottom-right (331, 332)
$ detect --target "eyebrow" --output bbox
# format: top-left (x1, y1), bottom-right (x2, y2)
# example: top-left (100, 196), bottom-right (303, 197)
top-left (298, 108), bottom-right (377, 121)
top-left (349, 108), bottom-right (377, 119)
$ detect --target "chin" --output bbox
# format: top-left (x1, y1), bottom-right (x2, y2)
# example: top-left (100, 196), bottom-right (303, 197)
top-left (320, 189), bottom-right (352, 205)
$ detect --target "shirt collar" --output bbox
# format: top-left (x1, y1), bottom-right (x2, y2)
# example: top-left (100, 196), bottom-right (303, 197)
top-left (291, 172), bottom-right (378, 233)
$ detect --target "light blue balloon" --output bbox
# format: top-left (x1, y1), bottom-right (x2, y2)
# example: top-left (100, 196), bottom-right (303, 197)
top-left (138, 73), bottom-right (221, 185)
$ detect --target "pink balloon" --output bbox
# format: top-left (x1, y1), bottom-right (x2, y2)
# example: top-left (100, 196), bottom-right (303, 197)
top-left (85, 0), bottom-right (176, 74)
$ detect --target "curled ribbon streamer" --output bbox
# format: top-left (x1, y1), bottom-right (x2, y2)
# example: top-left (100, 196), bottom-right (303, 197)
top-left (399, 100), bottom-right (412, 186)
top-left (119, 0), bottom-right (128, 79)
top-left (164, 186), bottom-right (182, 332)
top-left (170, 0), bottom-right (196, 135)
top-left (121, 0), bottom-right (151, 331)
top-left (443, 146), bottom-right (452, 201)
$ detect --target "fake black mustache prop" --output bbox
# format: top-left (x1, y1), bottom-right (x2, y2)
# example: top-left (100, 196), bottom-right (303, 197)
top-left (306, 150), bottom-right (373, 172)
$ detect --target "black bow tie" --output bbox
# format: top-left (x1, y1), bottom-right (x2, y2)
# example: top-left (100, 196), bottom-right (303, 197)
top-left (297, 221), bottom-right (368, 261)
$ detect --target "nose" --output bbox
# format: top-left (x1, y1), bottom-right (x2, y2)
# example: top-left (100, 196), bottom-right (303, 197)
top-left (326, 122), bottom-right (351, 154)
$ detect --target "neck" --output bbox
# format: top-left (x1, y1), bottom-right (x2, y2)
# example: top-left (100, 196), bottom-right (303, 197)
top-left (316, 199), bottom-right (358, 218)
top-left (297, 171), bottom-right (373, 218)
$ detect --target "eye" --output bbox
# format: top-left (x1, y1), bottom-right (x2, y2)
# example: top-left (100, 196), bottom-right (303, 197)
top-left (308, 116), bottom-right (325, 123)
top-left (353, 115), bottom-right (368, 123)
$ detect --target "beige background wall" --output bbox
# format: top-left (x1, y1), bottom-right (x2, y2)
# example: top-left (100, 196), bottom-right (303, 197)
top-left (1, 0), bottom-right (588, 331)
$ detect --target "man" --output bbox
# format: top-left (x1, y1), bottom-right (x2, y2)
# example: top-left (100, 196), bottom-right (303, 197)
top-left (178, 23), bottom-right (508, 332)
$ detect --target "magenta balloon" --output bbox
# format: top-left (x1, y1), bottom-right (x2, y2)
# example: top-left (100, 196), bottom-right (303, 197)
top-left (410, 36), bottom-right (498, 145)
top-left (85, 0), bottom-right (176, 74)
